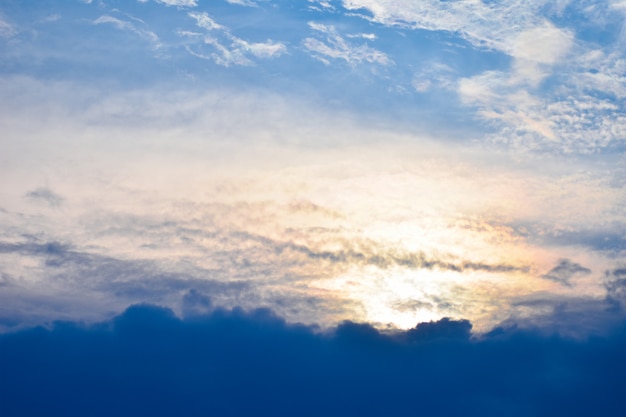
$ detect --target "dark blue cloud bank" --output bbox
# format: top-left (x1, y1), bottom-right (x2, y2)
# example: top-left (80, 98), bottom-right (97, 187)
top-left (2, 303), bottom-right (625, 417)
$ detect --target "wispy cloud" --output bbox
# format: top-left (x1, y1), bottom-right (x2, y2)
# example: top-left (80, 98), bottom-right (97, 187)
top-left (303, 22), bottom-right (391, 66)
top-left (93, 14), bottom-right (161, 49)
top-left (2, 72), bottom-right (625, 334)
top-left (307, 0), bottom-right (337, 12)
top-left (225, 0), bottom-right (258, 7)
top-left (184, 11), bottom-right (286, 66)
top-left (0, 15), bottom-right (17, 38)
top-left (342, 0), bottom-right (554, 55)
top-left (154, 0), bottom-right (198, 7)
top-left (187, 11), bottom-right (224, 31)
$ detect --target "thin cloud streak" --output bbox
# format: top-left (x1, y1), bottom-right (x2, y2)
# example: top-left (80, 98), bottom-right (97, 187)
top-left (184, 11), bottom-right (286, 66)
top-left (303, 22), bottom-right (391, 66)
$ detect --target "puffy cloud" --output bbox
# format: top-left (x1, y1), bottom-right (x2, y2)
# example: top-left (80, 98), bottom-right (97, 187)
top-left (1, 304), bottom-right (626, 416)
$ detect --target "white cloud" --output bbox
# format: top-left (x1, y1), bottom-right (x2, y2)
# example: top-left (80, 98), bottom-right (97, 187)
top-left (303, 22), bottom-right (391, 66)
top-left (308, 0), bottom-right (336, 12)
top-left (225, 0), bottom-right (258, 7)
top-left (512, 24), bottom-right (573, 65)
top-left (509, 23), bottom-right (574, 86)
top-left (39, 14), bottom-right (62, 24)
top-left (234, 38), bottom-right (286, 59)
top-left (342, 1), bottom-right (573, 72)
top-left (342, 0), bottom-right (547, 53)
top-left (459, 64), bottom-right (626, 152)
top-left (611, 0), bottom-right (626, 11)
top-left (188, 11), bottom-right (224, 31)
top-left (412, 63), bottom-right (455, 93)
top-left (347, 33), bottom-right (377, 40)
top-left (155, 0), bottom-right (198, 7)
top-left (192, 37), bottom-right (252, 66)
top-left (93, 15), bottom-right (161, 49)
top-left (342, 0), bottom-right (626, 152)
top-left (0, 15), bottom-right (17, 38)
top-left (185, 12), bottom-right (286, 67)
top-left (189, 37), bottom-right (285, 67)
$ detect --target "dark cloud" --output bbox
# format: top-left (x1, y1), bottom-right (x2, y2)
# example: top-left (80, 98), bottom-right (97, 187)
top-left (611, 268), bottom-right (626, 278)
top-left (24, 187), bottom-right (64, 207)
top-left (0, 241), bottom-right (70, 256)
top-left (270, 237), bottom-right (529, 274)
top-left (541, 259), bottom-right (591, 287)
top-left (519, 224), bottom-right (626, 252)
top-left (0, 223), bottom-right (530, 328)
top-left (507, 294), bottom-right (625, 337)
top-left (604, 268), bottom-right (626, 312)
top-left (1, 304), bottom-right (626, 417)
top-left (0, 239), bottom-right (356, 330)
top-left (404, 317), bottom-right (472, 343)
top-left (181, 289), bottom-right (213, 317)
top-left (214, 229), bottom-right (529, 274)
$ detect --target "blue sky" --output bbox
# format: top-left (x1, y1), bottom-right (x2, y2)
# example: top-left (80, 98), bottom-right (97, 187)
top-left (2, 1), bottom-right (626, 414)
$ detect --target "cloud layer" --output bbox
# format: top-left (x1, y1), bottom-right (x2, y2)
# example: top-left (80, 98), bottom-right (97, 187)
top-left (1, 304), bottom-right (626, 417)
top-left (1, 1), bottom-right (626, 337)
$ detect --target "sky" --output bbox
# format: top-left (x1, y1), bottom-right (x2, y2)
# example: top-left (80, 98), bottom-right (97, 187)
top-left (1, 1), bottom-right (626, 414)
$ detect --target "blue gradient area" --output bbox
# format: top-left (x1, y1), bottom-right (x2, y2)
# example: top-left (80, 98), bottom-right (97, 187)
top-left (1, 304), bottom-right (625, 417)
top-left (0, 0), bottom-right (503, 133)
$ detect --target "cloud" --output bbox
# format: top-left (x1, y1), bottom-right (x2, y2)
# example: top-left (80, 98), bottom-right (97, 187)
top-left (341, 0), bottom-right (626, 153)
top-left (0, 234), bottom-right (358, 331)
top-left (187, 11), bottom-right (224, 31)
top-left (24, 187), bottom-right (64, 207)
top-left (509, 23), bottom-right (574, 86)
top-left (2, 75), bottom-right (625, 335)
top-left (184, 12), bottom-right (286, 66)
top-left (1, 304), bottom-right (626, 416)
top-left (341, 0), bottom-right (546, 53)
top-left (307, 0), bottom-right (337, 12)
top-left (303, 22), bottom-right (391, 66)
top-left (154, 0), bottom-right (198, 7)
top-left (93, 14), bottom-right (161, 49)
top-left (271, 237), bottom-right (529, 273)
top-left (541, 259), bottom-right (591, 287)
top-left (225, 0), bottom-right (258, 7)
top-left (232, 37), bottom-right (287, 59)
top-left (0, 15), bottom-right (17, 38)
top-left (181, 289), bottom-right (213, 317)
top-left (605, 268), bottom-right (626, 312)
top-left (39, 14), bottom-right (62, 23)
